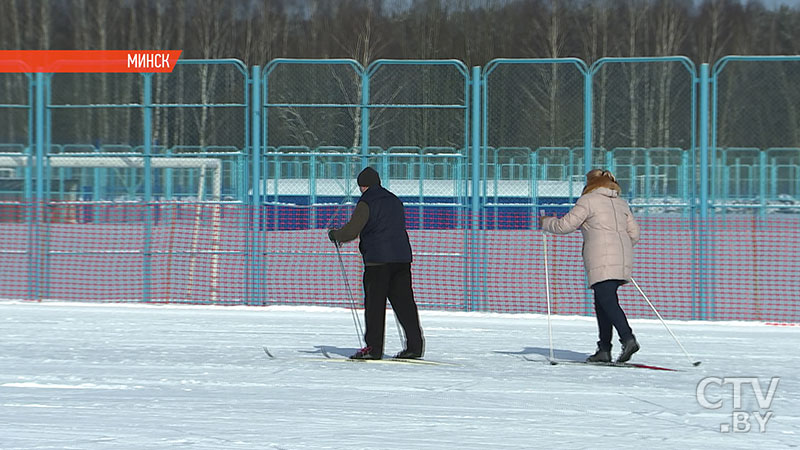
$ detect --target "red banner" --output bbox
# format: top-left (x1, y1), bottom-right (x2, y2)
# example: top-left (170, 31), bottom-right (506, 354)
top-left (0, 50), bottom-right (183, 73)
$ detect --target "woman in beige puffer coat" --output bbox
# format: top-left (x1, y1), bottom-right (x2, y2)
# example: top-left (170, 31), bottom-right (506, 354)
top-left (540, 169), bottom-right (641, 364)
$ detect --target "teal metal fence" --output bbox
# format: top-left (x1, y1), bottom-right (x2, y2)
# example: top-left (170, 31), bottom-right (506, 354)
top-left (5, 57), bottom-right (799, 215)
top-left (1, 56), bottom-right (799, 320)
top-left (712, 56), bottom-right (800, 215)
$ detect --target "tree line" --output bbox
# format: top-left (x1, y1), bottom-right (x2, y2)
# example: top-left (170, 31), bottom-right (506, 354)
top-left (1, 0), bottom-right (799, 153)
top-left (2, 0), bottom-right (799, 66)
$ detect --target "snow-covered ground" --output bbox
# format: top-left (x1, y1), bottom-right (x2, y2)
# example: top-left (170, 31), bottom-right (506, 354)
top-left (1, 301), bottom-right (797, 449)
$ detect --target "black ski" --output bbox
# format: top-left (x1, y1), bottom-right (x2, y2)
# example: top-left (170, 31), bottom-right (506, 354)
top-left (311, 356), bottom-right (452, 366)
top-left (264, 347), bottom-right (453, 366)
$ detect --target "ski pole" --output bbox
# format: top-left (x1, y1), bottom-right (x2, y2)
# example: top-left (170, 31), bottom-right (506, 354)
top-left (390, 308), bottom-right (405, 349)
top-left (327, 199), bottom-right (366, 348)
top-left (630, 277), bottom-right (701, 367)
top-left (325, 200), bottom-right (350, 229)
top-left (541, 212), bottom-right (555, 364)
top-left (335, 243), bottom-right (365, 348)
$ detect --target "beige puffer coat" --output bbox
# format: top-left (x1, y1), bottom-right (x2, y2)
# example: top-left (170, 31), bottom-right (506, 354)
top-left (541, 176), bottom-right (640, 288)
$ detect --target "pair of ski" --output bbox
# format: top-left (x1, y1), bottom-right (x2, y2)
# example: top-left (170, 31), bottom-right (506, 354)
top-left (523, 355), bottom-right (679, 372)
top-left (263, 346), bottom-right (452, 366)
top-left (264, 347), bottom-right (677, 370)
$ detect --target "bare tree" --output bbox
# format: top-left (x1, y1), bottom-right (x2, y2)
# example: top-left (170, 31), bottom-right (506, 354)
top-left (239, 0), bottom-right (287, 65)
top-left (69, 0), bottom-right (93, 144)
top-left (695, 0), bottom-right (732, 64)
top-left (546, 0), bottom-right (569, 147)
top-left (38, 1), bottom-right (51, 50)
top-left (149, 0), bottom-right (187, 150)
top-left (330, 0), bottom-right (397, 151)
top-left (89, 0), bottom-right (120, 145)
top-left (189, 0), bottom-right (234, 148)
top-left (121, 2), bottom-right (142, 147)
top-left (3, 0), bottom-right (24, 52)
top-left (653, 0), bottom-right (690, 147)
top-left (579, 0), bottom-right (612, 149)
top-left (621, 0), bottom-right (650, 147)
top-left (0, 1), bottom-right (29, 144)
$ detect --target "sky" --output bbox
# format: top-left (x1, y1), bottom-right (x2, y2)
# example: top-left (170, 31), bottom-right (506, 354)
top-left (2, 301), bottom-right (798, 449)
top-left (751, 0), bottom-right (800, 8)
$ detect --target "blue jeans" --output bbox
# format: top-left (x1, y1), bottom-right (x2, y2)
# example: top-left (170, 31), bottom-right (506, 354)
top-left (591, 279), bottom-right (634, 351)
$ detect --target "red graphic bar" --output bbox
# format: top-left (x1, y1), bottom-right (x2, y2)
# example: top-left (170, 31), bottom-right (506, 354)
top-left (0, 50), bottom-right (183, 73)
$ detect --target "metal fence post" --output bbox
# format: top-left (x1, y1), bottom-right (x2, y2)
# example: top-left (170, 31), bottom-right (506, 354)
top-left (30, 72), bottom-right (46, 301)
top-left (470, 66), bottom-right (482, 311)
top-left (143, 74), bottom-right (153, 202)
top-left (360, 72), bottom-right (370, 169)
top-left (251, 65), bottom-right (262, 305)
top-left (24, 76), bottom-right (34, 200)
top-left (142, 73), bottom-right (153, 302)
top-left (584, 67), bottom-right (593, 174)
top-left (699, 64), bottom-right (709, 220)
top-left (759, 151), bottom-right (767, 217)
top-left (698, 63), bottom-right (710, 320)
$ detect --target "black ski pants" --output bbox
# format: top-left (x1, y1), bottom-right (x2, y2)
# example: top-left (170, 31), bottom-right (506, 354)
top-left (591, 279), bottom-right (635, 351)
top-left (362, 262), bottom-right (424, 356)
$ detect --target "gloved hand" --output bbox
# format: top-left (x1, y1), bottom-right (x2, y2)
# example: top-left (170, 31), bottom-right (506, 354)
top-left (328, 229), bottom-right (339, 245)
top-left (538, 213), bottom-right (555, 229)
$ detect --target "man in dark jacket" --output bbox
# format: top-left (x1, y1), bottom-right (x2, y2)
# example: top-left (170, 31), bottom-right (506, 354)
top-left (328, 167), bottom-right (425, 360)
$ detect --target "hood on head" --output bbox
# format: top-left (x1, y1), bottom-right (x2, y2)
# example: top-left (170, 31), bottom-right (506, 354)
top-left (357, 167), bottom-right (381, 188)
top-left (582, 170), bottom-right (621, 195)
